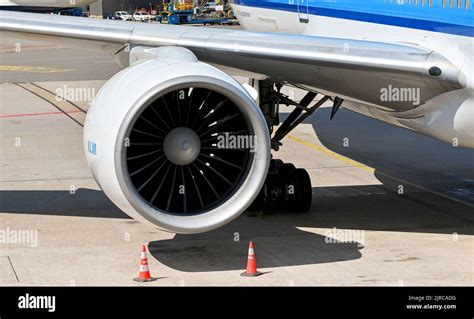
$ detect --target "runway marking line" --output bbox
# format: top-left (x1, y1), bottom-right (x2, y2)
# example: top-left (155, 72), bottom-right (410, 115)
top-left (287, 135), bottom-right (375, 173)
top-left (15, 83), bottom-right (86, 127)
top-left (7, 256), bottom-right (19, 283)
top-left (287, 134), bottom-right (474, 208)
top-left (0, 65), bottom-right (74, 73)
top-left (0, 110), bottom-right (84, 119)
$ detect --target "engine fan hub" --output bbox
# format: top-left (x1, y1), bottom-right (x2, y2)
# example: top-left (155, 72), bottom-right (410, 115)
top-left (163, 127), bottom-right (201, 165)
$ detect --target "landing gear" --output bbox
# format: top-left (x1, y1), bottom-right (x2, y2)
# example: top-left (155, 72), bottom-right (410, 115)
top-left (247, 159), bottom-right (312, 214)
top-left (278, 163), bottom-right (296, 180)
top-left (246, 79), bottom-right (333, 215)
top-left (286, 168), bottom-right (312, 212)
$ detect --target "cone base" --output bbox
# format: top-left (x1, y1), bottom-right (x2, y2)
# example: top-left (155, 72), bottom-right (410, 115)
top-left (240, 271), bottom-right (263, 277)
top-left (134, 277), bottom-right (158, 282)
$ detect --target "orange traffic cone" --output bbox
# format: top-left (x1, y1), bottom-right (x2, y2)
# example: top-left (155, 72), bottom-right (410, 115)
top-left (134, 245), bottom-right (157, 282)
top-left (241, 241), bottom-right (263, 277)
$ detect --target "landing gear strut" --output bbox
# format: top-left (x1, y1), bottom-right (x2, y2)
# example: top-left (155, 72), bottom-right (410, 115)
top-left (247, 80), bottom-right (323, 214)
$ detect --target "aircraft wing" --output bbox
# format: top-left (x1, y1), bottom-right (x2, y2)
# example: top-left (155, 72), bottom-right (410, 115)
top-left (0, 11), bottom-right (465, 110)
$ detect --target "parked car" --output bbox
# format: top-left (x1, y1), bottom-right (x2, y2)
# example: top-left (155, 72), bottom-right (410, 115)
top-left (103, 14), bottom-right (116, 20)
top-left (133, 11), bottom-right (151, 22)
top-left (115, 11), bottom-right (132, 21)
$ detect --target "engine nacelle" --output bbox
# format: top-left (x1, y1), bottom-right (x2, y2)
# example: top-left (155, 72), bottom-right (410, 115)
top-left (84, 47), bottom-right (270, 234)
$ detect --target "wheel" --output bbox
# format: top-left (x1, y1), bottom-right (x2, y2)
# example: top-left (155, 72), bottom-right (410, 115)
top-left (278, 163), bottom-right (295, 180)
top-left (287, 168), bottom-right (312, 213)
top-left (270, 159), bottom-right (284, 172)
top-left (273, 159), bottom-right (284, 166)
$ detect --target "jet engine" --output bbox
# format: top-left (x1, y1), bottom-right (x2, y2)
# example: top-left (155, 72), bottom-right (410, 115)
top-left (84, 47), bottom-right (270, 234)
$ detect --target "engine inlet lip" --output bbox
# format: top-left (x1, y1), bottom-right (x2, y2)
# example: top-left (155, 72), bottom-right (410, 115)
top-left (114, 75), bottom-right (270, 234)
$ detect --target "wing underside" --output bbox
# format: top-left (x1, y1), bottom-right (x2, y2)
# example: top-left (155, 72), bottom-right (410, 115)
top-left (0, 11), bottom-right (464, 111)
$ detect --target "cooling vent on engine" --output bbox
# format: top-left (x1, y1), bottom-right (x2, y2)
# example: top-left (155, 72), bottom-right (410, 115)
top-left (125, 87), bottom-right (253, 215)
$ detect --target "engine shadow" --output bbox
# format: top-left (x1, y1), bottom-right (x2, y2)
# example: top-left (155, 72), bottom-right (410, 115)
top-left (149, 209), bottom-right (363, 272)
top-left (0, 188), bottom-right (129, 219)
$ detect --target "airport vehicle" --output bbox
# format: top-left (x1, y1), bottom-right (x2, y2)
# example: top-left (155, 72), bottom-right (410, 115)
top-left (115, 11), bottom-right (132, 21)
top-left (0, 0), bottom-right (472, 234)
top-left (158, 9), bottom-right (233, 25)
top-left (0, 0), bottom-right (96, 12)
top-left (133, 11), bottom-right (151, 22)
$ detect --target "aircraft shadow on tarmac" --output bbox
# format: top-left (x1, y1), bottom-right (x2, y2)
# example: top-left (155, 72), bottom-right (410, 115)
top-left (149, 188), bottom-right (472, 272)
top-left (149, 209), bottom-right (364, 272)
top-left (306, 108), bottom-right (474, 204)
top-left (0, 188), bottom-right (129, 219)
top-left (302, 108), bottom-right (474, 236)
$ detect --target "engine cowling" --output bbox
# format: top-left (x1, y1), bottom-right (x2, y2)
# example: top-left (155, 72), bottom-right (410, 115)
top-left (84, 47), bottom-right (270, 234)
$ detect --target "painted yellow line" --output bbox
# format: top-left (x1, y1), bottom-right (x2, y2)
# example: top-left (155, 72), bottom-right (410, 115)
top-left (0, 65), bottom-right (74, 73)
top-left (287, 134), bottom-right (474, 208)
top-left (287, 135), bottom-right (374, 173)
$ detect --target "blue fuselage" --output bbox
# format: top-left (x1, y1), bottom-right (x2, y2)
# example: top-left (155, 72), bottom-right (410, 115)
top-left (230, 0), bottom-right (474, 37)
